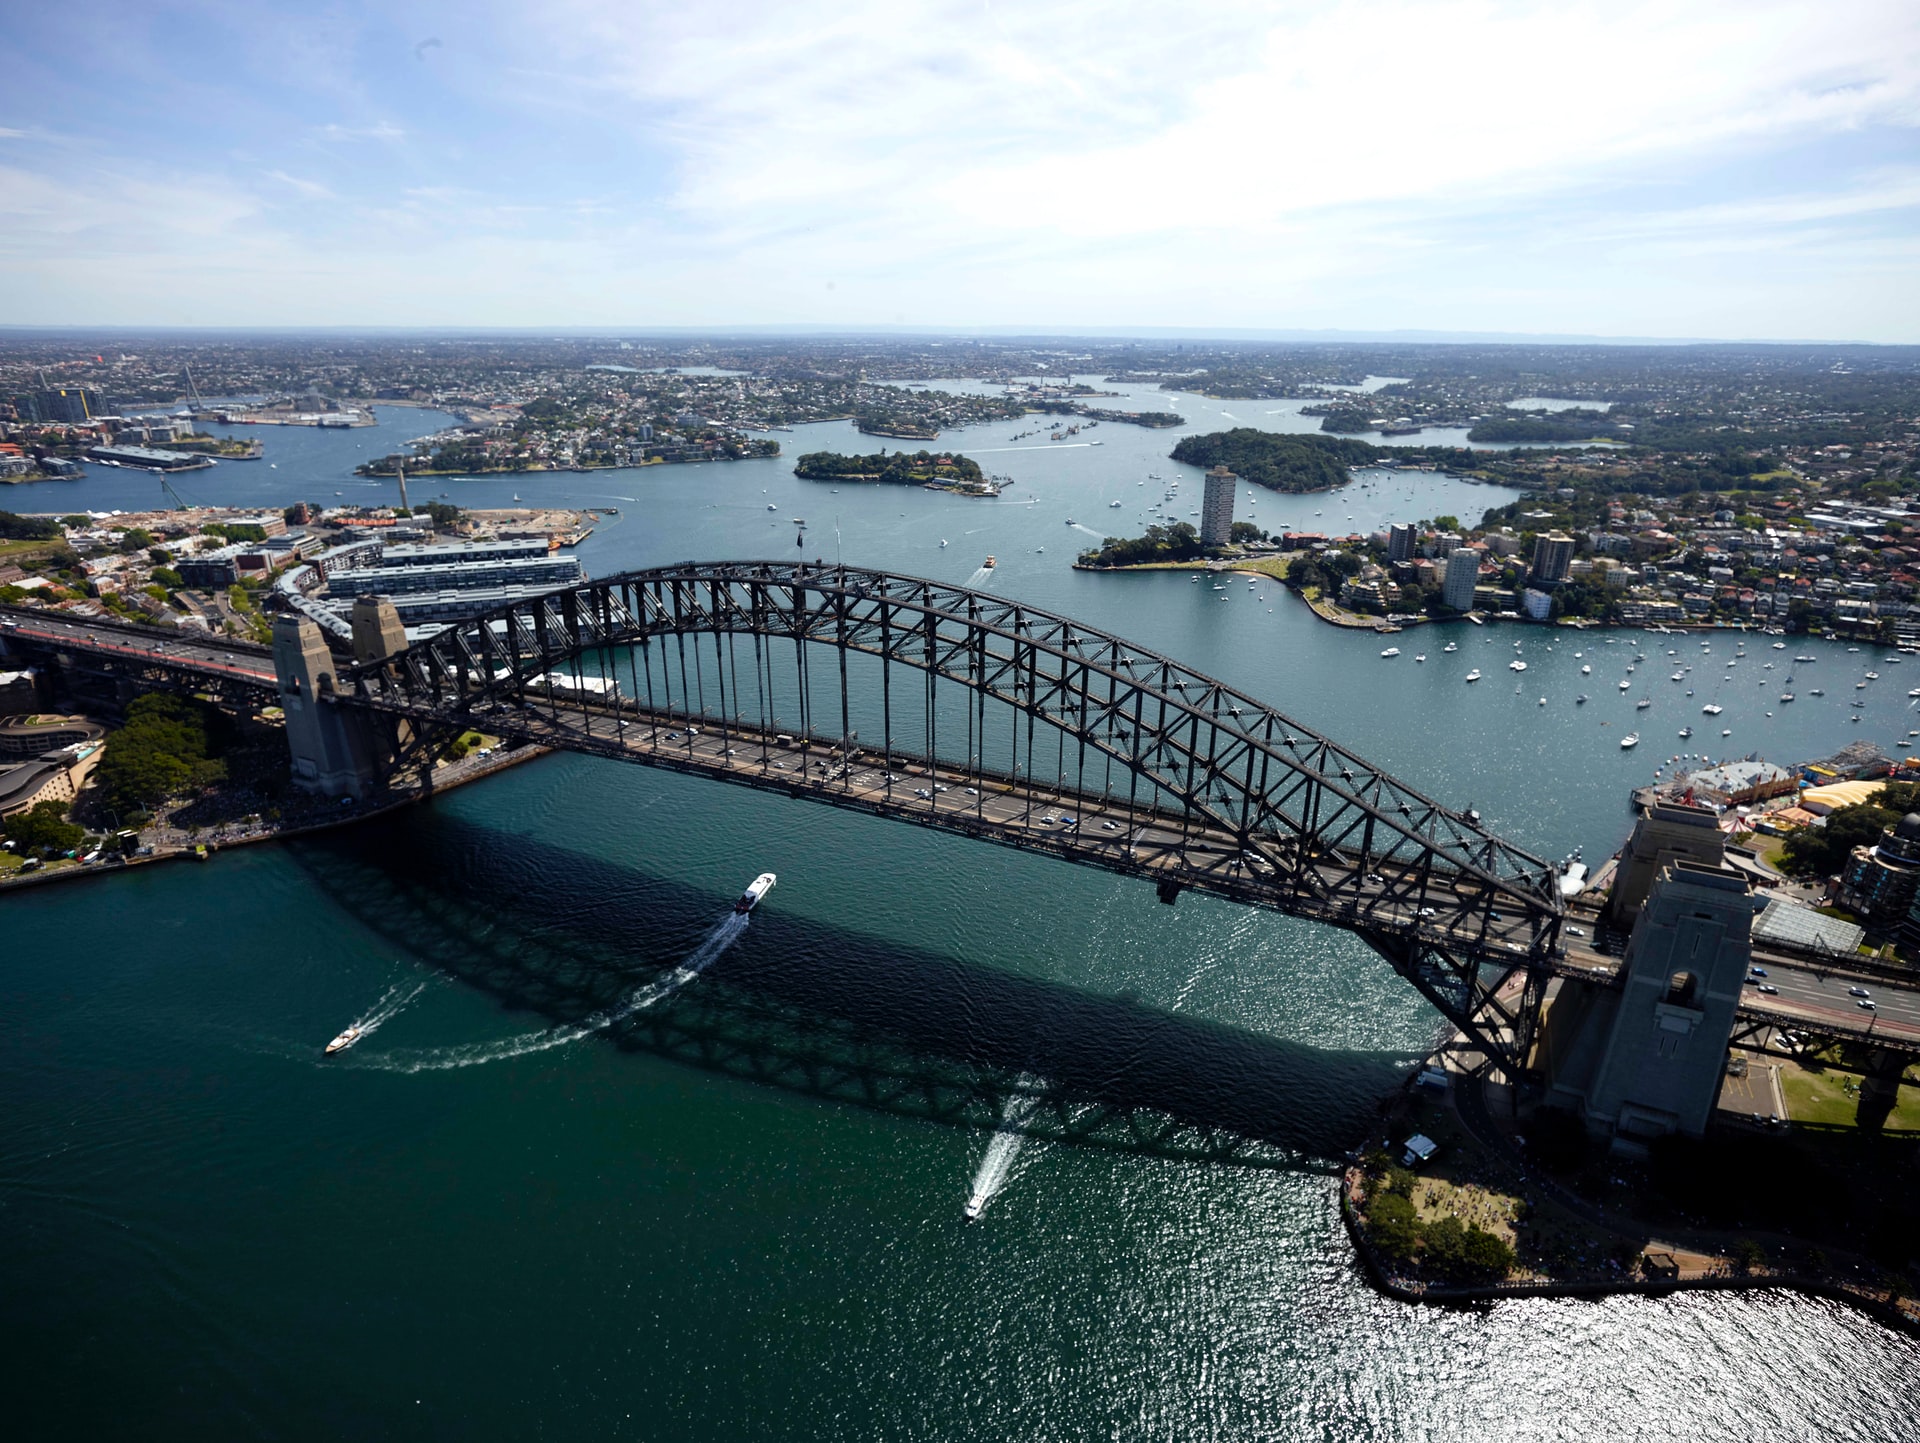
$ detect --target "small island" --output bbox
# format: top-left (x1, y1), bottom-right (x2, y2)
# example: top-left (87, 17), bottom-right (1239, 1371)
top-left (1170, 429), bottom-right (1379, 493)
top-left (794, 449), bottom-right (1001, 496)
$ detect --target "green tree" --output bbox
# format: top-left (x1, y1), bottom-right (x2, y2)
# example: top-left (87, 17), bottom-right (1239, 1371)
top-left (3, 800), bottom-right (86, 856)
top-left (1780, 804), bottom-right (1894, 877)
top-left (1366, 1191), bottom-right (1421, 1265)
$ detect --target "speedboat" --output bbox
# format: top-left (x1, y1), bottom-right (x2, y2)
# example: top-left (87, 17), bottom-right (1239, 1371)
top-left (1381, 647), bottom-right (1401, 658)
top-left (1621, 733), bottom-right (1640, 749)
top-left (1443, 642), bottom-right (1458, 653)
top-left (963, 1196), bottom-right (985, 1222)
top-left (1464, 669), bottom-right (1482, 683)
top-left (734, 871), bottom-right (778, 914)
top-left (324, 1025), bottom-right (363, 1056)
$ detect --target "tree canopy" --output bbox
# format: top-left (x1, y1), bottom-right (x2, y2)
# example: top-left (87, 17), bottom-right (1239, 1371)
top-left (94, 694), bottom-right (228, 813)
top-left (1169, 429), bottom-right (1381, 493)
top-left (1077, 522), bottom-right (1204, 567)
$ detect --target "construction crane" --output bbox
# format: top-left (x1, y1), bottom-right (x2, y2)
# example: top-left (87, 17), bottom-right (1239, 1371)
top-left (160, 476), bottom-right (195, 511)
top-left (181, 363), bottom-right (205, 412)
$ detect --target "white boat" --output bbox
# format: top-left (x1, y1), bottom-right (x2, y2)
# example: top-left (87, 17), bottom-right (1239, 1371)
top-left (1618, 680), bottom-right (1631, 691)
top-left (1636, 698), bottom-right (1652, 709)
top-left (324, 1025), bottom-right (363, 1056)
top-left (1781, 694), bottom-right (1794, 703)
top-left (1620, 733), bottom-right (1640, 749)
top-left (1702, 703), bottom-right (1723, 715)
top-left (1581, 664), bottom-right (1591, 675)
top-left (940, 538), bottom-right (948, 547)
top-left (1576, 694), bottom-right (1588, 704)
top-left (768, 503), bottom-right (778, 511)
top-left (1509, 660), bottom-right (1527, 672)
top-left (1443, 642), bottom-right (1458, 653)
top-left (1678, 726), bottom-right (1693, 738)
top-left (1557, 861), bottom-right (1589, 897)
top-left (1414, 654), bottom-right (1426, 663)
top-left (1381, 647), bottom-right (1401, 658)
top-left (734, 871), bottom-right (777, 914)
top-left (1464, 669), bottom-right (1482, 683)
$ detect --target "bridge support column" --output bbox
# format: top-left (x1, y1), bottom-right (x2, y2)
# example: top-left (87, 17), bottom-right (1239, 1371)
top-left (1547, 860), bottom-right (1751, 1140)
top-left (1857, 1047), bottom-right (1914, 1132)
top-left (273, 615), bottom-right (392, 799)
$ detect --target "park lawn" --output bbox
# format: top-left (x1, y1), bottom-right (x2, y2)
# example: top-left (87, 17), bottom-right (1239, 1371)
top-left (1740, 832), bottom-right (1789, 872)
top-left (0, 851), bottom-right (25, 874)
top-left (1779, 1057), bottom-right (1920, 1132)
top-left (1226, 556), bottom-right (1294, 582)
top-left (0, 537), bottom-right (64, 562)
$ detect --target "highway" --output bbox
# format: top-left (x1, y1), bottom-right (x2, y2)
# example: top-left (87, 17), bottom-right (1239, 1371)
top-left (0, 608), bottom-right (275, 686)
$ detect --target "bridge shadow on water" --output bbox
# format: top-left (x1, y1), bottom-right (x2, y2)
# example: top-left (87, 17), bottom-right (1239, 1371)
top-left (289, 811), bottom-right (1414, 1174)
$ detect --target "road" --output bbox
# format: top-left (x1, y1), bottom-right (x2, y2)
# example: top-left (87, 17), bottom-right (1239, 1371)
top-left (441, 689), bottom-right (1563, 966)
top-left (1, 609), bottom-right (275, 685)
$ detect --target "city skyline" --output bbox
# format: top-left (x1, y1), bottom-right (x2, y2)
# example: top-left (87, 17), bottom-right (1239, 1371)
top-left (3, 0), bottom-right (1919, 340)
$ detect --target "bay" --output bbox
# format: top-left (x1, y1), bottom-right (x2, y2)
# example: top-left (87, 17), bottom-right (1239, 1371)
top-left (3, 401), bottom-right (1917, 1440)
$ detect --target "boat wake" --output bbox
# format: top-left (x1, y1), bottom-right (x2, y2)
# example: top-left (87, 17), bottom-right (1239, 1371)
top-left (964, 566), bottom-right (998, 589)
top-left (963, 1072), bottom-right (1046, 1220)
top-left (1069, 523), bottom-right (1105, 540)
top-left (352, 912), bottom-right (750, 1074)
top-left (341, 980), bottom-right (427, 1044)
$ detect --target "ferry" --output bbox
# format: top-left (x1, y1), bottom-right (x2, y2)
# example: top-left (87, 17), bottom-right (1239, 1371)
top-left (1464, 669), bottom-right (1482, 683)
top-left (734, 872), bottom-right (777, 914)
top-left (983, 555), bottom-right (996, 569)
top-left (324, 1025), bottom-right (363, 1056)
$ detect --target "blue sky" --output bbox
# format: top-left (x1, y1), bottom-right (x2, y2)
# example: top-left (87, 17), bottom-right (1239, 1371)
top-left (4, 0), bottom-right (1919, 340)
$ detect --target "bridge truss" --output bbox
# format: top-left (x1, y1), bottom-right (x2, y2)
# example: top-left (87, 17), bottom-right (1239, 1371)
top-left (336, 561), bottom-right (1568, 1076)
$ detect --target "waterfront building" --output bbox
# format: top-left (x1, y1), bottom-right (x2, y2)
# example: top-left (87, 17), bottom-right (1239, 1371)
top-left (1200, 467), bottom-right (1236, 548)
top-left (1387, 523), bottom-right (1416, 562)
top-left (327, 553), bottom-right (581, 599)
top-left (1441, 548), bottom-right (1480, 611)
top-left (1681, 758), bottom-right (1797, 807)
top-left (1530, 530), bottom-right (1576, 585)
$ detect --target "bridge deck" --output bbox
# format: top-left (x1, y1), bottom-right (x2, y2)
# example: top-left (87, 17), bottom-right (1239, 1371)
top-left (436, 691), bottom-right (1559, 964)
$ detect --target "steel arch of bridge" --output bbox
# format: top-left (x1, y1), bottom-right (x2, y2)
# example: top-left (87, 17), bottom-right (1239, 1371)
top-left (337, 560), bottom-right (1566, 1075)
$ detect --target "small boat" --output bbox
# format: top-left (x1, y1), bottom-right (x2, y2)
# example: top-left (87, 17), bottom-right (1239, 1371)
top-left (1576, 694), bottom-right (1589, 704)
top-left (1465, 669), bottom-right (1482, 683)
top-left (1702, 703), bottom-right (1723, 715)
top-left (1581, 665), bottom-right (1591, 675)
top-left (734, 871), bottom-right (778, 914)
top-left (1065, 518), bottom-right (1076, 526)
top-left (1781, 694), bottom-right (1794, 703)
top-left (768, 503), bottom-right (778, 511)
top-left (1415, 654), bottom-right (1426, 663)
top-left (1618, 680), bottom-right (1632, 691)
top-left (1538, 697), bottom-right (1547, 706)
top-left (1621, 733), bottom-right (1640, 749)
top-left (1866, 671), bottom-right (1881, 680)
top-left (1636, 698), bottom-right (1652, 709)
top-left (1810, 688), bottom-right (1824, 696)
top-left (1678, 726), bottom-right (1693, 738)
top-left (1443, 642), bottom-right (1458, 653)
top-left (1722, 728), bottom-right (1732, 736)
top-left (1381, 647), bottom-right (1401, 658)
top-left (940, 539), bottom-right (948, 548)
top-left (325, 1025), bottom-right (363, 1056)
top-left (1509, 660), bottom-right (1527, 672)
top-left (983, 556), bottom-right (996, 568)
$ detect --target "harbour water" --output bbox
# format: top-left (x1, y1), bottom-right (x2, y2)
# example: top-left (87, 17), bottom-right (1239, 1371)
top-left (4, 402), bottom-right (1918, 1438)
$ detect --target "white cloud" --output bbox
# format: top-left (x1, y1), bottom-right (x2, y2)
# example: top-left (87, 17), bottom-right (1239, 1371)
top-left (316, 121), bottom-right (404, 141)
top-left (266, 169), bottom-right (335, 199)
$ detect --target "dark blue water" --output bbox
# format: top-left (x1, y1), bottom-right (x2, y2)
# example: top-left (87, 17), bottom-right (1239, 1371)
top-left (4, 403), bottom-right (1917, 1440)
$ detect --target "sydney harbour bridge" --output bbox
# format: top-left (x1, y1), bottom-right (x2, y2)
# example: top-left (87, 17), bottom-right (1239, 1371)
top-left (7, 561), bottom-right (1917, 1148)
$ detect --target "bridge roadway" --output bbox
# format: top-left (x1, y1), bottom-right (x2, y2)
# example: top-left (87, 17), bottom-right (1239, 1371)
top-left (10, 604), bottom-right (1920, 1053)
top-left (446, 689), bottom-right (1559, 959)
top-left (1, 607), bottom-right (274, 686)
